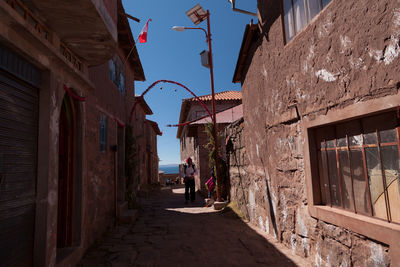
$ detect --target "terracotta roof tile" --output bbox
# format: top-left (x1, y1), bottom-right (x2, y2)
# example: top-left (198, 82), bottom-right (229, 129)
top-left (184, 90), bottom-right (242, 102)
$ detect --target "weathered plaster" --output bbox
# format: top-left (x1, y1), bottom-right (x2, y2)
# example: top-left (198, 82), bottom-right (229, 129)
top-left (227, 0), bottom-right (399, 265)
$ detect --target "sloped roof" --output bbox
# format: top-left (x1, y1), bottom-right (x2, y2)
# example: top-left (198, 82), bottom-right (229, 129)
top-left (183, 90), bottom-right (242, 102)
top-left (134, 96), bottom-right (153, 115)
top-left (117, 0), bottom-right (145, 81)
top-left (146, 119), bottom-right (162, 135)
top-left (233, 23), bottom-right (259, 83)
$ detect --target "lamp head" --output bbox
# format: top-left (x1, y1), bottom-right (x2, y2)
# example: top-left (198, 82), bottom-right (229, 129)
top-left (228, 0), bottom-right (235, 6)
top-left (172, 26), bottom-right (186, 32)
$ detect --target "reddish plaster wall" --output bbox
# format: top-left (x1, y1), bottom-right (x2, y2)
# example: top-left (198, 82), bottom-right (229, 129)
top-left (80, 45), bottom-right (137, 256)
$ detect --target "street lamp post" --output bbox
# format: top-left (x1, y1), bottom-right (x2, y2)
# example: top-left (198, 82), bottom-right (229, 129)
top-left (173, 5), bottom-right (223, 202)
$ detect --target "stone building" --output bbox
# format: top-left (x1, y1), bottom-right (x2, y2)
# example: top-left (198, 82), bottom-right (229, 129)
top-left (227, 0), bottom-right (400, 265)
top-left (145, 119), bottom-right (162, 184)
top-left (0, 0), bottom-right (146, 265)
top-left (177, 90), bottom-right (242, 195)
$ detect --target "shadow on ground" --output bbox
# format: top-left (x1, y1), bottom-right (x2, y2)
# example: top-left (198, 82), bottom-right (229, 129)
top-left (79, 186), bottom-right (306, 266)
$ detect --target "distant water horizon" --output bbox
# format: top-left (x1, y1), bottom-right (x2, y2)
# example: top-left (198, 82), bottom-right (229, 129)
top-left (159, 164), bottom-right (179, 174)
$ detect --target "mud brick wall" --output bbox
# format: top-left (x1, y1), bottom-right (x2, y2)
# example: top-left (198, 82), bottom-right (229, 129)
top-left (228, 0), bottom-right (400, 265)
top-left (226, 119), bottom-right (393, 266)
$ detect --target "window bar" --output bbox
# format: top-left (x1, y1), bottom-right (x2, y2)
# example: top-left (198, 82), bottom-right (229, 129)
top-left (304, 0), bottom-right (310, 23)
top-left (346, 134), bottom-right (357, 213)
top-left (376, 129), bottom-right (391, 222)
top-left (397, 125), bottom-right (400, 220)
top-left (360, 133), bottom-right (374, 216)
top-left (397, 108), bottom-right (400, 158)
top-left (379, 142), bottom-right (399, 147)
top-left (318, 149), bottom-right (330, 205)
top-left (397, 125), bottom-right (400, 168)
top-left (334, 138), bottom-right (345, 208)
top-left (290, 0), bottom-right (297, 36)
top-left (322, 139), bottom-right (333, 207)
top-left (280, 1), bottom-right (288, 44)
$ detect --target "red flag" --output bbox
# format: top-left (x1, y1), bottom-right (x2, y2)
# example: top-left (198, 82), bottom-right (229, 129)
top-left (138, 19), bottom-right (152, 43)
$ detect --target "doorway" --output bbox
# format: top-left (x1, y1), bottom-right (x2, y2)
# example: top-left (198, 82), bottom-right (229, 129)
top-left (57, 95), bottom-right (75, 248)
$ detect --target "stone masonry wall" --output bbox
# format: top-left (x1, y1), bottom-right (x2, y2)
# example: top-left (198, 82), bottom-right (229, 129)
top-left (228, 0), bottom-right (400, 265)
top-left (225, 119), bottom-right (250, 217)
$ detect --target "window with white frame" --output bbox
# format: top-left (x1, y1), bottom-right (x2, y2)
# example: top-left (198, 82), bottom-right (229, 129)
top-left (109, 56), bottom-right (125, 94)
top-left (283, 0), bottom-right (331, 43)
top-left (313, 110), bottom-right (400, 224)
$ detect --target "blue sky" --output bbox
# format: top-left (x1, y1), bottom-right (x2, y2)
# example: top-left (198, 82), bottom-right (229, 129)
top-left (122, 0), bottom-right (257, 165)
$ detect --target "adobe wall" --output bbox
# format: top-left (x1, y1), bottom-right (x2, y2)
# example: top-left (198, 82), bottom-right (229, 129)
top-left (132, 108), bottom-right (146, 189)
top-left (83, 100), bottom-right (116, 247)
top-left (81, 43), bottom-right (138, 257)
top-left (230, 0), bottom-right (400, 265)
top-left (88, 46), bottom-right (136, 122)
top-left (143, 123), bottom-right (159, 186)
top-left (148, 129), bottom-right (159, 184)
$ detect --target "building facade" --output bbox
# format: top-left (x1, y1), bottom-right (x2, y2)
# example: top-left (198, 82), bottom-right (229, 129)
top-left (177, 91), bottom-right (242, 195)
top-left (0, 0), bottom-right (146, 265)
top-left (229, 0), bottom-right (400, 265)
top-left (84, 0), bottom-right (145, 251)
top-left (145, 119), bottom-right (161, 184)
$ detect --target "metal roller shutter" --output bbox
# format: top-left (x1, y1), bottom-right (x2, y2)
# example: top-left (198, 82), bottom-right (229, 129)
top-left (0, 68), bottom-right (39, 266)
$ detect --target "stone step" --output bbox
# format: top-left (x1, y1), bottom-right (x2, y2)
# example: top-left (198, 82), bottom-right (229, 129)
top-left (119, 209), bottom-right (138, 225)
top-left (213, 201), bottom-right (228, 210)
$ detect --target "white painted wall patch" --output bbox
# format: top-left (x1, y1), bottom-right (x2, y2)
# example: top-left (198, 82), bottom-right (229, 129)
top-left (315, 69), bottom-right (338, 82)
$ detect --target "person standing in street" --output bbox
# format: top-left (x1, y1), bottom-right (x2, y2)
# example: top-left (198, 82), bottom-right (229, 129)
top-left (182, 157), bottom-right (197, 204)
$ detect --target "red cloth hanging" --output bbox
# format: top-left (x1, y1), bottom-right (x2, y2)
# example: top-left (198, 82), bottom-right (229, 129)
top-left (63, 85), bottom-right (85, 102)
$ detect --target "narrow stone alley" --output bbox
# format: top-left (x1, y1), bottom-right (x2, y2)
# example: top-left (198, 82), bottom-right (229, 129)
top-left (78, 186), bottom-right (311, 266)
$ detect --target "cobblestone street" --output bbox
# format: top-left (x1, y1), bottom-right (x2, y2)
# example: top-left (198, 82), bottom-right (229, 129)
top-left (78, 185), bottom-right (310, 266)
